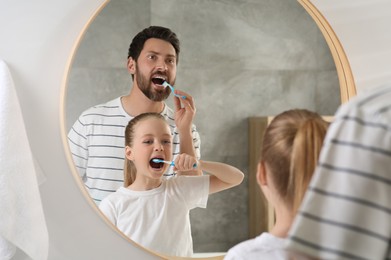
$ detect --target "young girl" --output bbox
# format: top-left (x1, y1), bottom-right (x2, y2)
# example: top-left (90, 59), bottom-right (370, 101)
top-left (99, 112), bottom-right (244, 257)
top-left (225, 109), bottom-right (329, 260)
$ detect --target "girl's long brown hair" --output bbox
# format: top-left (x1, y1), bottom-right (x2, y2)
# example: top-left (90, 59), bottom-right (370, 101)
top-left (260, 109), bottom-right (329, 213)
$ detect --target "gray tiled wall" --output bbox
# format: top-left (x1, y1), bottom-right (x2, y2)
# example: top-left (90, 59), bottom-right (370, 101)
top-left (66, 0), bottom-right (340, 254)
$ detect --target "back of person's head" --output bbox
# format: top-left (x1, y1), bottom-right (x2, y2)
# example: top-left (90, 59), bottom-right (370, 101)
top-left (127, 26), bottom-right (180, 63)
top-left (260, 109), bottom-right (329, 213)
top-left (123, 112), bottom-right (167, 186)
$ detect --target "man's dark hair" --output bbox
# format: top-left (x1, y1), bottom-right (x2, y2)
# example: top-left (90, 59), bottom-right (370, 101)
top-left (127, 26), bottom-right (180, 64)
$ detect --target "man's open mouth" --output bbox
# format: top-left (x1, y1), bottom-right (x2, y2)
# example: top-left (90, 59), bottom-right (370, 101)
top-left (151, 75), bottom-right (166, 86)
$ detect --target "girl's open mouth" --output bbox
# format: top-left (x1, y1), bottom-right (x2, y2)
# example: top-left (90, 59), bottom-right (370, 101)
top-left (150, 157), bottom-right (164, 169)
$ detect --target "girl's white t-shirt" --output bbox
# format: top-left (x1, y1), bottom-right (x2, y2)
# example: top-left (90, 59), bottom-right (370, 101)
top-left (99, 175), bottom-right (209, 257)
top-left (224, 232), bottom-right (288, 260)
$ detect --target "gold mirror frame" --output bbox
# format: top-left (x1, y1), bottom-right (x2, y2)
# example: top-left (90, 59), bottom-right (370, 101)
top-left (299, 0), bottom-right (356, 103)
top-left (60, 0), bottom-right (357, 259)
top-left (60, 0), bottom-right (163, 259)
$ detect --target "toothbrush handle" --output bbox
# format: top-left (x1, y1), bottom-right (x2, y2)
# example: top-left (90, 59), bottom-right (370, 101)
top-left (166, 82), bottom-right (186, 99)
top-left (174, 93), bottom-right (187, 99)
top-left (170, 161), bottom-right (197, 168)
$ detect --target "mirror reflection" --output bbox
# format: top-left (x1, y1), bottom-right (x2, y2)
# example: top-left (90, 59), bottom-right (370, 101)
top-left (97, 112), bottom-right (244, 257)
top-left (66, 0), bottom-right (340, 256)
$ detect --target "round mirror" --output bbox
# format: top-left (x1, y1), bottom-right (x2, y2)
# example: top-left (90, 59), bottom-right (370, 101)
top-left (65, 0), bottom-right (341, 258)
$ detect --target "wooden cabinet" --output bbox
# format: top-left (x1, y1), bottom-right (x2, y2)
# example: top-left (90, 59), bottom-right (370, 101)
top-left (248, 117), bottom-right (275, 238)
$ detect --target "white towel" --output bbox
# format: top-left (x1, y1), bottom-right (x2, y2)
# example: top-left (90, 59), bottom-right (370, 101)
top-left (0, 60), bottom-right (48, 260)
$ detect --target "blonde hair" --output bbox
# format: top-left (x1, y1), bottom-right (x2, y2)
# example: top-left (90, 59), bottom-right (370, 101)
top-left (123, 112), bottom-right (166, 187)
top-left (260, 109), bottom-right (329, 213)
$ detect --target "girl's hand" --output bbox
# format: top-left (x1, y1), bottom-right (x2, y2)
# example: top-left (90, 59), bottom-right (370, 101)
top-left (173, 153), bottom-right (198, 172)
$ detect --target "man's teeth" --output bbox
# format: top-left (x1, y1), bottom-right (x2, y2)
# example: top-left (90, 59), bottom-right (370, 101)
top-left (153, 76), bottom-right (167, 84)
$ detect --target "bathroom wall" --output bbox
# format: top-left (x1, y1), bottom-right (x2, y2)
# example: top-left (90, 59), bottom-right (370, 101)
top-left (66, 0), bottom-right (339, 253)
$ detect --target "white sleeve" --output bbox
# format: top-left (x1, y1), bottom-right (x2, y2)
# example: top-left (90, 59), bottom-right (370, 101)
top-left (98, 197), bottom-right (117, 226)
top-left (175, 176), bottom-right (209, 209)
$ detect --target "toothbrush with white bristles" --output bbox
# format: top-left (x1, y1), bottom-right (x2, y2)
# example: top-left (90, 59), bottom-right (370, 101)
top-left (152, 158), bottom-right (197, 168)
top-left (162, 81), bottom-right (186, 99)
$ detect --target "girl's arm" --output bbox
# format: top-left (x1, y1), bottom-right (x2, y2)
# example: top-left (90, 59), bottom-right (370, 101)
top-left (174, 154), bottom-right (244, 194)
top-left (199, 160), bottom-right (244, 194)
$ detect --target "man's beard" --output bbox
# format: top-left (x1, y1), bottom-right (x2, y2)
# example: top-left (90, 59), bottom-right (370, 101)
top-left (136, 68), bottom-right (171, 102)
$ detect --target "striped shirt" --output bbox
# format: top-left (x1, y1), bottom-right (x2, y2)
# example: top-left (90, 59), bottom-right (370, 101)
top-left (286, 85), bottom-right (391, 260)
top-left (67, 97), bottom-right (201, 205)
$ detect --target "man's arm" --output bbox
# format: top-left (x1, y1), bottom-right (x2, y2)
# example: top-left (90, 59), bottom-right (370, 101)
top-left (173, 89), bottom-right (202, 176)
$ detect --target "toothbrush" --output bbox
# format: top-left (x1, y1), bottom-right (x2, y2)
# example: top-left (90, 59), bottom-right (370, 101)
top-left (152, 158), bottom-right (197, 168)
top-left (162, 81), bottom-right (186, 99)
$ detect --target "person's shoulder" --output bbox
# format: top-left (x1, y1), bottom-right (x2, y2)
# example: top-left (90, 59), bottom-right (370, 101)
top-left (100, 187), bottom-right (127, 204)
top-left (161, 103), bottom-right (175, 120)
top-left (235, 233), bottom-right (286, 251)
top-left (226, 233), bottom-right (287, 260)
top-left (229, 237), bottom-right (258, 252)
top-left (225, 235), bottom-right (266, 260)
top-left (335, 84), bottom-right (391, 120)
top-left (255, 232), bottom-right (287, 247)
top-left (82, 97), bottom-right (121, 114)
top-left (76, 97), bottom-right (123, 123)
top-left (164, 175), bottom-right (193, 189)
